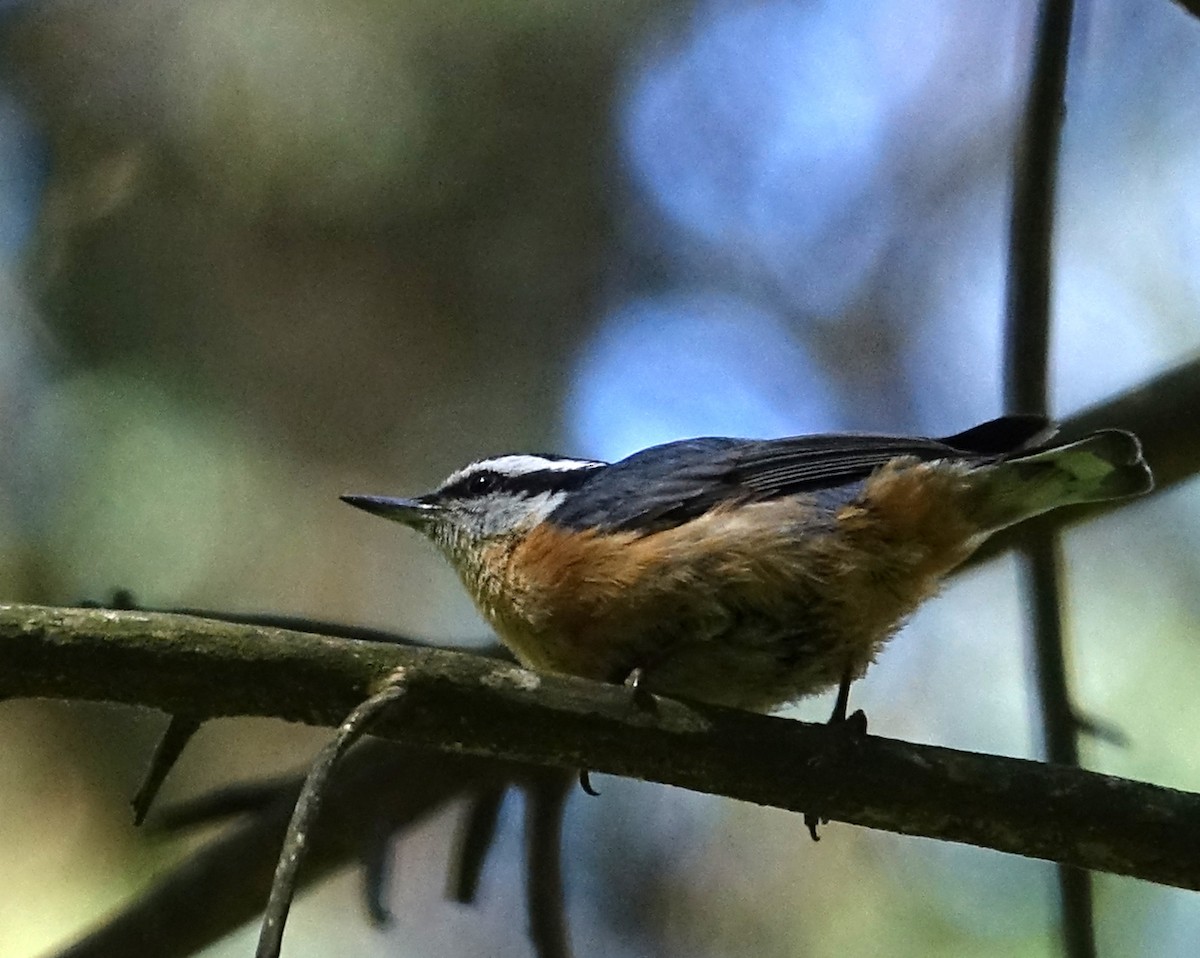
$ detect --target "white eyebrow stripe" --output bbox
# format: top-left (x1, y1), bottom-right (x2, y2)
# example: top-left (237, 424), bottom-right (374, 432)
top-left (451, 455), bottom-right (605, 482)
top-left (486, 455), bottom-right (605, 474)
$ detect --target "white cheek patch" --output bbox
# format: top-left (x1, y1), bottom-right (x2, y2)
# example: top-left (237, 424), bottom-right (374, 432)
top-left (479, 490), bottom-right (568, 537)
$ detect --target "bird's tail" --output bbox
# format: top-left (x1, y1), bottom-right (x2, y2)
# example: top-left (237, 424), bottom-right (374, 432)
top-left (972, 429), bottom-right (1153, 532)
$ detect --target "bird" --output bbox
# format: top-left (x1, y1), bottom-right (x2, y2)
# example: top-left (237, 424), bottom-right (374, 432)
top-left (341, 415), bottom-right (1152, 716)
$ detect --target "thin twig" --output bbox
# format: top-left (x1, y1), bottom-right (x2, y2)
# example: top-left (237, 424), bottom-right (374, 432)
top-left (150, 779), bottom-right (296, 831)
top-left (524, 773), bottom-right (574, 958)
top-left (1004, 0), bottom-right (1072, 415)
top-left (1003, 0), bottom-right (1094, 955)
top-left (360, 819), bottom-right (396, 926)
top-left (451, 785), bottom-right (509, 903)
top-left (52, 739), bottom-right (516, 958)
top-left (1021, 539), bottom-right (1095, 954)
top-left (255, 669), bottom-right (409, 958)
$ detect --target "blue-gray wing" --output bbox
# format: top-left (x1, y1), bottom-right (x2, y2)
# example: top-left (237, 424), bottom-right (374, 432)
top-left (548, 415), bottom-right (1050, 533)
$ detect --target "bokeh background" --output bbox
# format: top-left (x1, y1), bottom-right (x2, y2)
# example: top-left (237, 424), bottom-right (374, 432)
top-left (2, 0), bottom-right (1200, 955)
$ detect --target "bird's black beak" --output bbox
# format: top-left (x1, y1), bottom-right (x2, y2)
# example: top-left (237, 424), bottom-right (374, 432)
top-left (340, 494), bottom-right (440, 528)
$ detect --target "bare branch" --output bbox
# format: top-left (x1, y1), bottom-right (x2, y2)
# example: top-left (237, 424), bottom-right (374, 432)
top-left (1002, 0), bottom-right (1094, 951)
top-left (4, 602), bottom-right (1200, 895)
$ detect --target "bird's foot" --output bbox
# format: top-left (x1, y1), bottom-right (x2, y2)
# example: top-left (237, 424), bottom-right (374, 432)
top-left (622, 666), bottom-right (658, 713)
top-left (804, 701), bottom-right (868, 841)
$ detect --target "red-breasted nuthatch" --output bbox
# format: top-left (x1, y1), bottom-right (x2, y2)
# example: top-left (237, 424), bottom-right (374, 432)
top-left (342, 415), bottom-right (1152, 713)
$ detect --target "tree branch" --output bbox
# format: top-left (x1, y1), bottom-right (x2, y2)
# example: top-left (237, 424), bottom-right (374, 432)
top-left (4, 602), bottom-right (1200, 893)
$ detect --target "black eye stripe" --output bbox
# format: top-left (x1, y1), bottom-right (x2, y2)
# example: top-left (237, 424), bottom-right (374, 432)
top-left (438, 465), bottom-right (602, 501)
top-left (437, 470), bottom-right (499, 499)
top-left (467, 471), bottom-right (500, 495)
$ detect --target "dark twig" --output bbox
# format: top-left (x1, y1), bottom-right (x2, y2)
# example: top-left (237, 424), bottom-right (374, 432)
top-left (524, 773), bottom-right (574, 958)
top-left (131, 713), bottom-right (202, 825)
top-left (151, 779), bottom-right (295, 831)
top-left (1020, 539), bottom-right (1095, 956)
top-left (451, 785), bottom-right (509, 903)
top-left (1005, 0), bottom-right (1072, 415)
top-left (255, 669), bottom-right (409, 958)
top-left (53, 738), bottom-right (520, 958)
top-left (361, 820), bottom-right (396, 926)
top-left (1072, 711), bottom-right (1128, 748)
top-left (1003, 0), bottom-right (1094, 955)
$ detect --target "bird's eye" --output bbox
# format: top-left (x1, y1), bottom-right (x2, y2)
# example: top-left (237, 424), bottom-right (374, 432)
top-left (466, 472), bottom-right (499, 496)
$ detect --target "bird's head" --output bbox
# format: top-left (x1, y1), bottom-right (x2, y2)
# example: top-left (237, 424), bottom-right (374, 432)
top-left (341, 454), bottom-right (605, 567)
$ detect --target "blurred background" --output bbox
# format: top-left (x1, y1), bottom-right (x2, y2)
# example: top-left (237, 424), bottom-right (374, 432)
top-left (2, 0), bottom-right (1199, 955)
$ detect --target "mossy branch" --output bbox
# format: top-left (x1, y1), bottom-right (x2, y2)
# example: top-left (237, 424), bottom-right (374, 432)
top-left (3, 602), bottom-right (1200, 893)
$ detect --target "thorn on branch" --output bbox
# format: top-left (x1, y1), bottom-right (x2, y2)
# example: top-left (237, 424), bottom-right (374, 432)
top-left (577, 769), bottom-right (600, 796)
top-left (1074, 710), bottom-right (1129, 748)
top-left (131, 713), bottom-right (203, 826)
